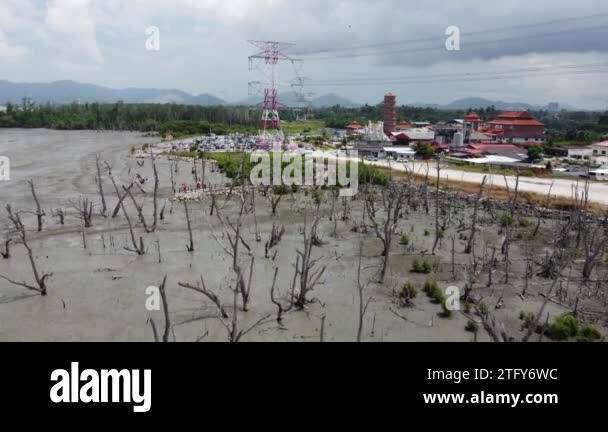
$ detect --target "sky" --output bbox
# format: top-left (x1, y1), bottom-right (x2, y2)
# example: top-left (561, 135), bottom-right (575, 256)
top-left (1, 0), bottom-right (608, 109)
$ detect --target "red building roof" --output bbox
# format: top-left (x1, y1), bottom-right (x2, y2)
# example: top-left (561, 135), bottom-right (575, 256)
top-left (346, 121), bottom-right (363, 130)
top-left (488, 111), bottom-right (544, 127)
top-left (464, 112), bottom-right (482, 122)
top-left (465, 143), bottom-right (524, 156)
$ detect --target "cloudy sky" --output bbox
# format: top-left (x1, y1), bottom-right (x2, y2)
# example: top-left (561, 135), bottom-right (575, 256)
top-left (1, 0), bottom-right (608, 108)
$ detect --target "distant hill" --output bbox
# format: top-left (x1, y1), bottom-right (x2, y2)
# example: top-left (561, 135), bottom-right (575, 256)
top-left (411, 97), bottom-right (571, 112)
top-left (0, 80), bottom-right (226, 106)
top-left (442, 97), bottom-right (535, 111)
top-left (236, 91), bottom-right (359, 108)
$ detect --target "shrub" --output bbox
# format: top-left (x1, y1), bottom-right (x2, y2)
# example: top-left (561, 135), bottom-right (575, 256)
top-left (399, 234), bottom-right (410, 246)
top-left (548, 313), bottom-right (579, 341)
top-left (424, 229), bottom-right (431, 237)
top-left (439, 299), bottom-right (452, 318)
top-left (518, 217), bottom-right (531, 228)
top-left (519, 311), bottom-right (536, 331)
top-left (499, 213), bottom-right (514, 227)
top-left (411, 259), bottom-right (432, 274)
top-left (465, 320), bottom-right (479, 333)
top-left (578, 325), bottom-right (603, 342)
top-left (424, 280), bottom-right (445, 304)
top-left (398, 282), bottom-right (418, 307)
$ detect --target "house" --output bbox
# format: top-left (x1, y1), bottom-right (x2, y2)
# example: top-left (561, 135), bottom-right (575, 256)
top-left (590, 141), bottom-right (608, 165)
top-left (383, 147), bottom-right (416, 160)
top-left (567, 146), bottom-right (593, 161)
top-left (463, 143), bottom-right (526, 160)
top-left (588, 168), bottom-right (608, 181)
top-left (346, 121), bottom-right (364, 136)
top-left (484, 111), bottom-right (545, 144)
top-left (391, 128), bottom-right (435, 144)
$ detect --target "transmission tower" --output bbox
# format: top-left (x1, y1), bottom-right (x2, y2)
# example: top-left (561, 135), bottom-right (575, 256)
top-left (291, 76), bottom-right (314, 121)
top-left (248, 40), bottom-right (300, 150)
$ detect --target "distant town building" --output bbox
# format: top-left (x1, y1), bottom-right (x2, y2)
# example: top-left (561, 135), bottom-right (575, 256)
top-left (590, 141), bottom-right (608, 165)
top-left (483, 111), bottom-right (545, 144)
top-left (395, 122), bottom-right (412, 131)
top-left (346, 121), bottom-right (364, 136)
top-left (390, 127), bottom-right (435, 144)
top-left (547, 102), bottom-right (560, 113)
top-left (463, 112), bottom-right (482, 144)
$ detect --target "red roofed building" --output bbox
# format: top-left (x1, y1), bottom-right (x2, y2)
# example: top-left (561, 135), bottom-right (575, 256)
top-left (395, 122), bottom-right (412, 131)
top-left (464, 143), bottom-right (526, 159)
top-left (485, 111), bottom-right (545, 144)
top-left (346, 121), bottom-right (364, 135)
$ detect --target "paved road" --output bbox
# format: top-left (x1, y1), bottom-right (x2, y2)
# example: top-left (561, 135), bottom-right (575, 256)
top-left (368, 160), bottom-right (608, 205)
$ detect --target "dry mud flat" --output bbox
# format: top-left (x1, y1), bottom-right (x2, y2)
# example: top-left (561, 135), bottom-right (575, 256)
top-left (0, 130), bottom-right (605, 342)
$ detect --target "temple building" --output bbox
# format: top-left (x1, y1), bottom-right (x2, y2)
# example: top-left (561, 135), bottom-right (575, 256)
top-left (483, 111), bottom-right (545, 144)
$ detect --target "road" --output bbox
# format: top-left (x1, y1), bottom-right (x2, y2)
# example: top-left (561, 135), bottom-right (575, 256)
top-left (367, 160), bottom-right (608, 205)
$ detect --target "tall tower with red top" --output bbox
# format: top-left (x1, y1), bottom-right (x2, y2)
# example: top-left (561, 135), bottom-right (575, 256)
top-left (383, 93), bottom-right (397, 136)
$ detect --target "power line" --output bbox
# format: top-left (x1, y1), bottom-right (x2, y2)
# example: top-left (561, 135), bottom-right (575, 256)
top-left (301, 24), bottom-right (608, 61)
top-left (293, 12), bottom-right (608, 57)
top-left (309, 62), bottom-right (608, 84)
top-left (306, 68), bottom-right (608, 87)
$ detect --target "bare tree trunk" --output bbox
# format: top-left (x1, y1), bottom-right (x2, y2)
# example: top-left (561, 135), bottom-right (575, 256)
top-left (465, 176), bottom-right (487, 254)
top-left (95, 153), bottom-right (108, 217)
top-left (150, 276), bottom-right (170, 342)
top-left (150, 150), bottom-right (160, 232)
top-left (27, 180), bottom-right (44, 232)
top-left (432, 157), bottom-right (442, 255)
top-left (183, 201), bottom-right (194, 252)
top-left (0, 205), bottom-right (52, 295)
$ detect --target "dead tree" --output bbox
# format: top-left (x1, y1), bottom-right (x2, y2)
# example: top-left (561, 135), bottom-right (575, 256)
top-left (123, 187), bottom-right (153, 232)
top-left (149, 149), bottom-right (160, 232)
top-left (70, 197), bottom-right (94, 228)
top-left (465, 176), bottom-right (487, 254)
top-left (0, 205), bottom-right (52, 295)
top-left (51, 209), bottom-right (65, 225)
top-left (179, 274), bottom-right (271, 342)
top-left (269, 187), bottom-right (284, 215)
top-left (356, 237), bottom-right (372, 342)
top-left (532, 182), bottom-right (554, 237)
top-left (179, 275), bottom-right (230, 319)
top-left (269, 267), bottom-right (297, 325)
top-left (432, 157), bottom-right (442, 255)
top-left (149, 276), bottom-right (171, 342)
top-left (580, 216), bottom-right (607, 281)
top-left (1, 236), bottom-right (12, 259)
top-left (183, 200), bottom-right (195, 252)
top-left (294, 209), bottom-right (327, 310)
top-left (211, 201), bottom-right (254, 311)
top-left (265, 222), bottom-right (285, 259)
top-left (95, 153), bottom-right (108, 217)
top-left (106, 162), bottom-right (145, 255)
top-left (169, 159), bottom-right (177, 194)
top-left (501, 172), bottom-right (520, 284)
top-left (366, 182), bottom-right (405, 283)
top-left (27, 180), bottom-right (44, 232)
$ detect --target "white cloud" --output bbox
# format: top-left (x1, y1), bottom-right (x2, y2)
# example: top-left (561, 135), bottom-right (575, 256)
top-left (0, 29), bottom-right (28, 64)
top-left (44, 0), bottom-right (104, 64)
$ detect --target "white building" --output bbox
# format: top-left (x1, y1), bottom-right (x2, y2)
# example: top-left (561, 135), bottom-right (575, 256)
top-left (383, 147), bottom-right (416, 160)
top-left (588, 168), bottom-right (608, 181)
top-left (566, 146), bottom-right (593, 161)
top-left (590, 141), bottom-right (608, 165)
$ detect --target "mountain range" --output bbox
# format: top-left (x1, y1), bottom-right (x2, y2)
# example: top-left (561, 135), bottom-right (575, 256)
top-left (0, 80), bottom-right (570, 111)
